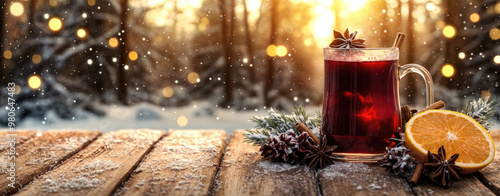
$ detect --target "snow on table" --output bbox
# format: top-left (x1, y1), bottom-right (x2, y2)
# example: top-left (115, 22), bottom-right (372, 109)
top-left (0, 129), bottom-right (498, 196)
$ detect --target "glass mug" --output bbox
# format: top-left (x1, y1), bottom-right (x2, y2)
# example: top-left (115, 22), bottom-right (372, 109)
top-left (322, 47), bottom-right (433, 162)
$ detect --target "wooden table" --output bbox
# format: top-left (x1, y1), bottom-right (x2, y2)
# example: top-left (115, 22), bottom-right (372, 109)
top-left (0, 129), bottom-right (498, 196)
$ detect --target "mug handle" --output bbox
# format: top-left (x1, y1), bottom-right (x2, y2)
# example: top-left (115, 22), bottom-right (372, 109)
top-left (399, 64), bottom-right (434, 106)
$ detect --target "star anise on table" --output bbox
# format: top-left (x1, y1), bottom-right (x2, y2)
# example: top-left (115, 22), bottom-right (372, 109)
top-left (424, 146), bottom-right (463, 187)
top-left (304, 136), bottom-right (337, 169)
top-left (329, 28), bottom-right (366, 49)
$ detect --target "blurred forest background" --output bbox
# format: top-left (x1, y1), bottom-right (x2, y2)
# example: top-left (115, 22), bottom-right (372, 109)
top-left (0, 0), bottom-right (499, 125)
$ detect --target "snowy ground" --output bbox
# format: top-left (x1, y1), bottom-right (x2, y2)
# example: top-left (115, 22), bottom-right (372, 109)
top-left (8, 101), bottom-right (499, 134)
top-left (12, 101), bottom-right (322, 133)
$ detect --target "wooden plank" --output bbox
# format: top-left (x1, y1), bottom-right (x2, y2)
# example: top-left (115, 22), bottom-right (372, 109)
top-left (472, 131), bottom-right (500, 195)
top-left (15, 129), bottom-right (164, 196)
top-left (319, 163), bottom-right (413, 195)
top-left (0, 130), bottom-right (101, 195)
top-left (213, 130), bottom-right (318, 196)
top-left (411, 130), bottom-right (499, 196)
top-left (0, 130), bottom-right (39, 152)
top-left (115, 130), bottom-right (227, 196)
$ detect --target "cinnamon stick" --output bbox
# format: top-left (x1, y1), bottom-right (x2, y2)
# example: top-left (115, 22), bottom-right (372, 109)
top-left (295, 122), bottom-right (320, 145)
top-left (401, 105), bottom-right (412, 124)
top-left (410, 163), bottom-right (425, 186)
top-left (392, 33), bottom-right (406, 49)
top-left (418, 100), bottom-right (445, 113)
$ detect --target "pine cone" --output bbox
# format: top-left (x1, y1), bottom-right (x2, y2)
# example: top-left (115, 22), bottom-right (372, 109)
top-left (378, 146), bottom-right (417, 175)
top-left (260, 130), bottom-right (316, 163)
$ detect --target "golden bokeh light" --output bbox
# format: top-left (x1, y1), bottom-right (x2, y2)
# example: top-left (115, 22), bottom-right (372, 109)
top-left (28, 75), bottom-right (42, 89)
top-left (469, 13), bottom-right (480, 23)
top-left (48, 17), bottom-right (63, 32)
top-left (32, 54), bottom-right (42, 64)
top-left (343, 0), bottom-right (367, 11)
top-left (490, 28), bottom-right (500, 40)
top-left (443, 25), bottom-right (456, 39)
top-left (77, 28), bottom-right (87, 38)
top-left (177, 116), bottom-right (188, 127)
top-left (14, 85), bottom-right (21, 95)
top-left (494, 55), bottom-right (500, 64)
top-left (109, 37), bottom-right (119, 47)
top-left (3, 50), bottom-right (12, 59)
top-left (276, 45), bottom-right (288, 57)
top-left (495, 2), bottom-right (500, 14)
top-left (441, 64), bottom-right (455, 78)
top-left (266, 45), bottom-right (277, 57)
top-left (481, 90), bottom-right (491, 100)
top-left (10, 2), bottom-right (24, 17)
top-left (458, 52), bottom-right (465, 59)
top-left (129, 51), bottom-right (138, 61)
top-left (311, 5), bottom-right (334, 40)
top-left (187, 72), bottom-right (200, 84)
top-left (162, 87), bottom-right (174, 98)
top-left (88, 0), bottom-right (95, 6)
top-left (304, 38), bottom-right (312, 46)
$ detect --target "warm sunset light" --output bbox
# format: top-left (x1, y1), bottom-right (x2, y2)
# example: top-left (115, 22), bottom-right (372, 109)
top-left (77, 28), bottom-right (87, 38)
top-left (490, 28), bottom-right (500, 40)
top-left (28, 75), bottom-right (42, 89)
top-left (276, 45), bottom-right (288, 57)
top-left (469, 13), bottom-right (480, 23)
top-left (443, 25), bottom-right (456, 38)
top-left (343, 0), bottom-right (368, 11)
top-left (177, 116), bottom-right (188, 127)
top-left (442, 64), bottom-right (455, 77)
top-left (187, 72), bottom-right (200, 84)
top-left (10, 2), bottom-right (24, 17)
top-left (266, 45), bottom-right (277, 57)
top-left (48, 17), bottom-right (63, 32)
top-left (32, 54), bottom-right (42, 64)
top-left (310, 5), bottom-right (334, 40)
top-left (3, 50), bottom-right (12, 59)
top-left (162, 86), bottom-right (174, 98)
top-left (129, 51), bottom-right (138, 61)
top-left (109, 37), bottom-right (119, 47)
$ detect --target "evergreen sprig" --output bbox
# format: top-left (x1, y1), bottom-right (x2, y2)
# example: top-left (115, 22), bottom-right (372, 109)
top-left (243, 106), bottom-right (321, 146)
top-left (461, 98), bottom-right (499, 132)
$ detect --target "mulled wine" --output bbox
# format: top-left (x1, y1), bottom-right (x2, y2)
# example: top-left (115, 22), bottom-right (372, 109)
top-left (322, 47), bottom-right (434, 162)
top-left (322, 59), bottom-right (400, 154)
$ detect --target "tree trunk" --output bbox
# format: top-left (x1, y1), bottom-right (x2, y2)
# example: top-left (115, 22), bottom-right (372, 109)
top-left (117, 0), bottom-right (129, 104)
top-left (0, 0), bottom-right (4, 72)
top-left (219, 0), bottom-right (234, 106)
top-left (264, 0), bottom-right (278, 107)
top-left (242, 0), bottom-right (256, 87)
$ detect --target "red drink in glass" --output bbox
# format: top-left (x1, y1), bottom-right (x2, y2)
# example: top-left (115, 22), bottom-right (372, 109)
top-left (322, 59), bottom-right (401, 154)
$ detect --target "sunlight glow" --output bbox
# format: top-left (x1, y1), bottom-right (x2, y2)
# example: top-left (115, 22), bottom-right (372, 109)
top-left (276, 46), bottom-right (288, 57)
top-left (266, 45), bottom-right (277, 57)
top-left (162, 87), bottom-right (174, 98)
top-left (187, 72), bottom-right (200, 84)
top-left (311, 6), bottom-right (334, 40)
top-left (129, 51), bottom-right (138, 61)
top-left (32, 54), bottom-right (42, 64)
top-left (10, 2), bottom-right (24, 17)
top-left (343, 0), bottom-right (368, 11)
top-left (490, 28), bottom-right (500, 40)
top-left (77, 28), bottom-right (87, 39)
top-left (469, 13), bottom-right (480, 23)
top-left (177, 116), bottom-right (188, 127)
top-left (3, 50), bottom-right (12, 59)
top-left (442, 64), bottom-right (455, 78)
top-left (28, 75), bottom-right (42, 89)
top-left (246, 0), bottom-right (261, 12)
top-left (48, 17), bottom-right (63, 32)
top-left (109, 37), bottom-right (119, 47)
top-left (443, 25), bottom-right (456, 39)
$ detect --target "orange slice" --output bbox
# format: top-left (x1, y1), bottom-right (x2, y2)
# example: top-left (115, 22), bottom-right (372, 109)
top-left (405, 110), bottom-right (495, 174)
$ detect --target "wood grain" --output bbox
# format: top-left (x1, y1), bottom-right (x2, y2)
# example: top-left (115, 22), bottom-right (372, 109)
top-left (472, 131), bottom-right (500, 195)
top-left (115, 130), bottom-right (227, 196)
top-left (0, 130), bottom-right (101, 195)
top-left (15, 129), bottom-right (164, 196)
top-left (319, 163), bottom-right (413, 195)
top-left (213, 130), bottom-right (317, 196)
top-left (0, 130), bottom-right (39, 152)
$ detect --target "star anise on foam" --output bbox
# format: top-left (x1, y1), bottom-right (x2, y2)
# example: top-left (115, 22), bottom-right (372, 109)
top-left (304, 136), bottom-right (337, 169)
top-left (329, 28), bottom-right (366, 49)
top-left (424, 146), bottom-right (463, 187)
